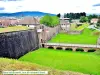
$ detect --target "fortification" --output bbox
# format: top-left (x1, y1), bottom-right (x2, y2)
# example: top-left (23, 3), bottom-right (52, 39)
top-left (0, 29), bottom-right (39, 59)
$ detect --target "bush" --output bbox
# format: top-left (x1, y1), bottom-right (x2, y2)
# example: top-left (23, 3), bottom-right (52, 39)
top-left (95, 50), bottom-right (100, 55)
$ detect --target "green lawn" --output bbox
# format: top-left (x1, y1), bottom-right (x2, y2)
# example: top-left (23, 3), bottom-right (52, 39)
top-left (0, 26), bottom-right (29, 33)
top-left (19, 48), bottom-right (100, 75)
top-left (49, 28), bottom-right (99, 44)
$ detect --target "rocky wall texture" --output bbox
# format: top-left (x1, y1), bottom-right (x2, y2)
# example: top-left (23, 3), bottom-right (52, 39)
top-left (0, 29), bottom-right (39, 59)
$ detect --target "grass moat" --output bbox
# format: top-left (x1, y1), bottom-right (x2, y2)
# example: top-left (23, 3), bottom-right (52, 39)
top-left (19, 48), bottom-right (100, 75)
top-left (49, 28), bottom-right (99, 45)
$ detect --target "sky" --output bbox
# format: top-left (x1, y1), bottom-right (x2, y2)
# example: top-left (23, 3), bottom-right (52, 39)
top-left (0, 0), bottom-right (100, 14)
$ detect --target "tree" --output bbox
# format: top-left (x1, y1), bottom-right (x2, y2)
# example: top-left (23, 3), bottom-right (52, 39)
top-left (40, 14), bottom-right (60, 27)
top-left (64, 13), bottom-right (67, 18)
top-left (51, 16), bottom-right (60, 26)
top-left (76, 13), bottom-right (79, 19)
top-left (63, 12), bottom-right (86, 19)
top-left (87, 15), bottom-right (92, 22)
top-left (69, 13), bottom-right (73, 19)
top-left (40, 14), bottom-right (52, 26)
top-left (83, 12), bottom-right (86, 16)
top-left (80, 16), bottom-right (88, 23)
top-left (92, 14), bottom-right (98, 18)
top-left (85, 17), bottom-right (88, 22)
top-left (57, 13), bottom-right (61, 18)
top-left (80, 16), bottom-right (85, 22)
top-left (87, 14), bottom-right (98, 23)
top-left (67, 13), bottom-right (70, 18)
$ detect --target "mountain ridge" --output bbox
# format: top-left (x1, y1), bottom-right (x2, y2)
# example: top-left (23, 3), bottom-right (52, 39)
top-left (0, 11), bottom-right (56, 17)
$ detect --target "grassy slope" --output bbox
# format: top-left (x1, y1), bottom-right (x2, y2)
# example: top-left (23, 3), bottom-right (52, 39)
top-left (0, 26), bottom-right (29, 33)
top-left (70, 23), bottom-right (89, 31)
top-left (77, 23), bottom-right (89, 31)
top-left (49, 28), bottom-right (99, 44)
top-left (0, 58), bottom-right (87, 75)
top-left (0, 58), bottom-right (66, 75)
top-left (19, 48), bottom-right (100, 75)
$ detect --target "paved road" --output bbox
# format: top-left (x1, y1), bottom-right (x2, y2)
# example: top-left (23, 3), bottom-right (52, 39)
top-left (43, 43), bottom-right (100, 48)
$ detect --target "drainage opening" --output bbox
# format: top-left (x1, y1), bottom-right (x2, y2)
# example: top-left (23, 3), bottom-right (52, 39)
top-left (88, 49), bottom-right (96, 52)
top-left (42, 44), bottom-right (44, 48)
top-left (56, 47), bottom-right (62, 50)
top-left (48, 47), bottom-right (54, 49)
top-left (76, 48), bottom-right (84, 52)
top-left (65, 48), bottom-right (73, 51)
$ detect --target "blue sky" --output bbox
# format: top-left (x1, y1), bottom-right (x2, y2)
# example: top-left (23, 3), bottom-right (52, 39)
top-left (0, 0), bottom-right (100, 14)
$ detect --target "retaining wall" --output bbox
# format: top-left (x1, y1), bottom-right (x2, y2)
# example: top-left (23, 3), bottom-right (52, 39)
top-left (0, 29), bottom-right (39, 59)
top-left (67, 29), bottom-right (84, 34)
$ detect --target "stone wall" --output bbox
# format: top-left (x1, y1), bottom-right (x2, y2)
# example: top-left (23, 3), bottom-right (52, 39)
top-left (0, 29), bottom-right (39, 59)
top-left (67, 29), bottom-right (83, 34)
top-left (67, 31), bottom-right (81, 34)
top-left (48, 25), bottom-right (60, 40)
top-left (41, 25), bottom-right (60, 42)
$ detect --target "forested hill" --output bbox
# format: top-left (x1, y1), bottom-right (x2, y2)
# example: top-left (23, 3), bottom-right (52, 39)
top-left (0, 11), bottom-right (56, 17)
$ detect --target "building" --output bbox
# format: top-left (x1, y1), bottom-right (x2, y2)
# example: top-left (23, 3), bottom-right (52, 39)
top-left (17, 17), bottom-right (44, 30)
top-left (60, 18), bottom-right (70, 32)
top-left (0, 18), bottom-right (10, 27)
top-left (72, 19), bottom-right (80, 23)
top-left (9, 18), bottom-right (18, 25)
top-left (91, 18), bottom-right (98, 24)
top-left (60, 18), bottom-right (70, 20)
top-left (17, 16), bottom-right (39, 25)
top-left (17, 16), bottom-right (46, 47)
top-left (0, 17), bottom-right (18, 27)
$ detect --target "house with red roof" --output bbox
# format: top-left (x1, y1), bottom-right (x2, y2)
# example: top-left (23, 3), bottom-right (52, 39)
top-left (91, 18), bottom-right (98, 24)
top-left (0, 18), bottom-right (18, 27)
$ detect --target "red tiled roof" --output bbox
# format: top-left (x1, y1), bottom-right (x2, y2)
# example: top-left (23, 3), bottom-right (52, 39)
top-left (0, 18), bottom-right (18, 26)
top-left (91, 18), bottom-right (98, 21)
top-left (17, 17), bottom-right (40, 25)
top-left (60, 20), bottom-right (70, 25)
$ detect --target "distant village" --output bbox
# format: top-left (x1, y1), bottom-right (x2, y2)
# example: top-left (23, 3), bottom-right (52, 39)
top-left (0, 13), bottom-right (100, 47)
top-left (0, 12), bottom-right (99, 28)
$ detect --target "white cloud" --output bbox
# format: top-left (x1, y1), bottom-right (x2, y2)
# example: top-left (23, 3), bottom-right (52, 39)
top-left (0, 0), bottom-right (100, 14)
